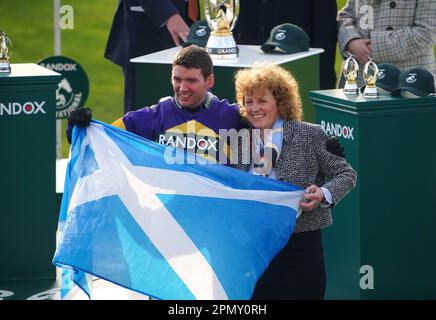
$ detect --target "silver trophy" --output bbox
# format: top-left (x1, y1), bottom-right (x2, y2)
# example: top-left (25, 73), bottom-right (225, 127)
top-left (0, 31), bottom-right (12, 73)
top-left (343, 55), bottom-right (359, 95)
top-left (363, 58), bottom-right (379, 99)
top-left (204, 0), bottom-right (239, 61)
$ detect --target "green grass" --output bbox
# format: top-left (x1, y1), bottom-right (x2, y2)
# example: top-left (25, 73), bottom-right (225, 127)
top-left (0, 0), bottom-right (434, 157)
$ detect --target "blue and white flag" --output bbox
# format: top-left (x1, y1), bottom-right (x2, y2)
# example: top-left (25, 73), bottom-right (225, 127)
top-left (54, 121), bottom-right (303, 300)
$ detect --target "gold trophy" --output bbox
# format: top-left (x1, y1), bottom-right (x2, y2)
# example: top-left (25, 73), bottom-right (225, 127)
top-left (0, 31), bottom-right (12, 73)
top-left (363, 58), bottom-right (379, 99)
top-left (343, 55), bottom-right (359, 95)
top-left (204, 0), bottom-right (239, 61)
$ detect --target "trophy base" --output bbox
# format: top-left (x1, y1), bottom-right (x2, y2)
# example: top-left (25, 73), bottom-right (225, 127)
top-left (0, 62), bottom-right (11, 74)
top-left (363, 86), bottom-right (378, 99)
top-left (205, 33), bottom-right (239, 62)
top-left (343, 83), bottom-right (359, 95)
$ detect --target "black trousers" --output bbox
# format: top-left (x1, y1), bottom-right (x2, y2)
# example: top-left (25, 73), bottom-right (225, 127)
top-left (252, 229), bottom-right (326, 300)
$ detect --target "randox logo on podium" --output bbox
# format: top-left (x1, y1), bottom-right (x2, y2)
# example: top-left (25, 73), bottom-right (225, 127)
top-left (0, 101), bottom-right (46, 116)
top-left (38, 56), bottom-right (89, 119)
top-left (320, 120), bottom-right (355, 140)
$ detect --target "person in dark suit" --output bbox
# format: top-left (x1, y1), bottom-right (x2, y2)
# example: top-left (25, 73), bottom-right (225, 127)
top-left (234, 64), bottom-right (356, 299)
top-left (105, 0), bottom-right (195, 113)
top-left (234, 0), bottom-right (338, 90)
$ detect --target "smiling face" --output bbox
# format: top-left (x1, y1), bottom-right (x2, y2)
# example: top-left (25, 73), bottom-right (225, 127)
top-left (171, 65), bottom-right (214, 109)
top-left (244, 89), bottom-right (279, 130)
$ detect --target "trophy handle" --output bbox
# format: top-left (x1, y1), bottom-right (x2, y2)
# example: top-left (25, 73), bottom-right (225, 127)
top-left (5, 36), bottom-right (12, 58)
top-left (229, 0), bottom-right (240, 31)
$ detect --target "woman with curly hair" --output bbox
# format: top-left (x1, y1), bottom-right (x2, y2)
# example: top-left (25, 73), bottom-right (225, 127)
top-left (234, 64), bottom-right (357, 300)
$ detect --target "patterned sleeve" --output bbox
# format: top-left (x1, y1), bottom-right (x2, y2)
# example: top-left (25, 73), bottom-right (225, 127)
top-left (371, 0), bottom-right (436, 63)
top-left (311, 126), bottom-right (357, 206)
top-left (337, 0), bottom-right (362, 56)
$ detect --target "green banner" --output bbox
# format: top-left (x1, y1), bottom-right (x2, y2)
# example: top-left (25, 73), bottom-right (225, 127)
top-left (38, 56), bottom-right (89, 119)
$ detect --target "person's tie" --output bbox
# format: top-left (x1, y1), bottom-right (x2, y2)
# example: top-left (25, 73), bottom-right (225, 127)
top-left (188, 0), bottom-right (199, 22)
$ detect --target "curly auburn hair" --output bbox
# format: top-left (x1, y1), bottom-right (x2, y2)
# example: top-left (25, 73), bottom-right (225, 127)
top-left (234, 63), bottom-right (303, 122)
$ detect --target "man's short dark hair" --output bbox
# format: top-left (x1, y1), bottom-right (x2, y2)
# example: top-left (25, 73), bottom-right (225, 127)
top-left (172, 45), bottom-right (213, 80)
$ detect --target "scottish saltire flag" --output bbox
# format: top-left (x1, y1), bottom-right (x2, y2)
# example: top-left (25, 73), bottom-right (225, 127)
top-left (54, 120), bottom-right (303, 300)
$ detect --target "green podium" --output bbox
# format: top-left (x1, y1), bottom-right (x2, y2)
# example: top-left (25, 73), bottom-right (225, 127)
top-left (310, 89), bottom-right (436, 299)
top-left (0, 64), bottom-right (61, 282)
top-left (132, 45), bottom-right (323, 123)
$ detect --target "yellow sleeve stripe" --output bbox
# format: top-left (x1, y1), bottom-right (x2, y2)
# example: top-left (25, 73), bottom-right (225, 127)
top-left (111, 117), bottom-right (126, 130)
